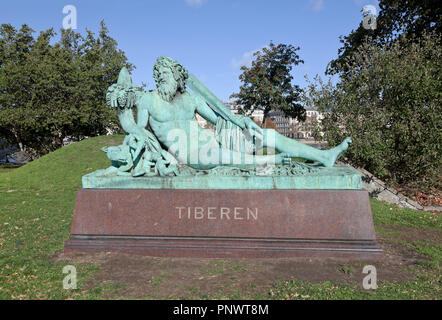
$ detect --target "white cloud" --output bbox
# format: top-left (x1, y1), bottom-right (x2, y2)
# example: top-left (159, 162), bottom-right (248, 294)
top-left (231, 50), bottom-right (256, 69)
top-left (231, 46), bottom-right (269, 69)
top-left (185, 0), bottom-right (207, 7)
top-left (353, 0), bottom-right (379, 9)
top-left (308, 0), bottom-right (324, 12)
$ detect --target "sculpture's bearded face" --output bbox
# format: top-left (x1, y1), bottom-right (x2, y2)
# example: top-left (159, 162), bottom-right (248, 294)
top-left (156, 66), bottom-right (178, 102)
top-left (153, 56), bottom-right (188, 102)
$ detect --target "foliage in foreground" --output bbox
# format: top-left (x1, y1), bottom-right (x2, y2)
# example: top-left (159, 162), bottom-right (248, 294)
top-left (305, 32), bottom-right (441, 193)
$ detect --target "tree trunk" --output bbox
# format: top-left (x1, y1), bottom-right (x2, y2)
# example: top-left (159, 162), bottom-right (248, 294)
top-left (11, 127), bottom-right (24, 152)
top-left (262, 110), bottom-right (269, 128)
top-left (54, 135), bottom-right (64, 149)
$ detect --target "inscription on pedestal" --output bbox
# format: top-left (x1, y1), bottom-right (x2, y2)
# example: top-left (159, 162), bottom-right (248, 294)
top-left (176, 207), bottom-right (258, 220)
top-left (66, 189), bottom-right (382, 259)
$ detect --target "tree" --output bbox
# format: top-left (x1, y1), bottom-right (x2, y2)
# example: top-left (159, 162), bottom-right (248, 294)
top-left (0, 24), bottom-right (36, 151)
top-left (230, 42), bottom-right (305, 126)
top-left (0, 21), bottom-right (133, 158)
top-left (328, 0), bottom-right (441, 75)
top-left (306, 32), bottom-right (441, 193)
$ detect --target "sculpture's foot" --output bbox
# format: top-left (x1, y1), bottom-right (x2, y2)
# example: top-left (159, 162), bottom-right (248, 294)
top-left (116, 171), bottom-right (133, 177)
top-left (321, 137), bottom-right (352, 167)
top-left (133, 169), bottom-right (146, 177)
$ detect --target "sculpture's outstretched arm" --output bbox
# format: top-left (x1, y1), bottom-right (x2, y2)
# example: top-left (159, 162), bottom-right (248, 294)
top-left (188, 74), bottom-right (262, 137)
top-left (193, 94), bottom-right (219, 125)
top-left (187, 74), bottom-right (244, 128)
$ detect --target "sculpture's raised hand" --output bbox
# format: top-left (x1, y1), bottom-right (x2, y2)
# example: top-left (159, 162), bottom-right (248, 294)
top-left (244, 117), bottom-right (263, 133)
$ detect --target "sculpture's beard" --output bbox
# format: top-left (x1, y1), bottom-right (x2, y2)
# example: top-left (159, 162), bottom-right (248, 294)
top-left (157, 80), bottom-right (178, 102)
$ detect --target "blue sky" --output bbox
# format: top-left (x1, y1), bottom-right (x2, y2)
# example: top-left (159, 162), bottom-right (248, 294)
top-left (0, 0), bottom-right (379, 101)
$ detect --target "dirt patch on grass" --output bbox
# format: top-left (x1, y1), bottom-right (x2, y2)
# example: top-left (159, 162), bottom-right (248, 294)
top-left (52, 225), bottom-right (440, 299)
top-left (377, 225), bottom-right (441, 244)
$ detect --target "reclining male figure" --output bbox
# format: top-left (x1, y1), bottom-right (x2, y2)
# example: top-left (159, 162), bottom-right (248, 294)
top-left (113, 56), bottom-right (352, 170)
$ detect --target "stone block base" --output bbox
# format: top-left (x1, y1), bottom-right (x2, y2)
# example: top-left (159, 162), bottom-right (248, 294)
top-left (64, 189), bottom-right (382, 259)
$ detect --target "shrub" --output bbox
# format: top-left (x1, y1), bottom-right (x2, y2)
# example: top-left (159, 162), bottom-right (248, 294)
top-left (305, 32), bottom-right (441, 192)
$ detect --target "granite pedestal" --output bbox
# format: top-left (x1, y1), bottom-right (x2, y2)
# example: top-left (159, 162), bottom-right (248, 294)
top-left (65, 165), bottom-right (382, 259)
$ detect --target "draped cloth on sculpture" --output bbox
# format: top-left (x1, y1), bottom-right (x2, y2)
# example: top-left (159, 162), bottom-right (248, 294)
top-left (187, 74), bottom-right (260, 155)
top-left (214, 116), bottom-right (256, 154)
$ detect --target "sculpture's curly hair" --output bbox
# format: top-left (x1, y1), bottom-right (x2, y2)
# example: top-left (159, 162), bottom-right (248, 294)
top-left (153, 56), bottom-right (188, 93)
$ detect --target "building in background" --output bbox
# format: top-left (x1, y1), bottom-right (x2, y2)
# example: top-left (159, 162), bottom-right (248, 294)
top-left (195, 101), bottom-right (261, 128)
top-left (266, 106), bottom-right (324, 139)
top-left (291, 105), bottom-right (325, 139)
top-left (197, 102), bottom-right (324, 140)
top-left (226, 102), bottom-right (264, 124)
top-left (267, 110), bottom-right (294, 137)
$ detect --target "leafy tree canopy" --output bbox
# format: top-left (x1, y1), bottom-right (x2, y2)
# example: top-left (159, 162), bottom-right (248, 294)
top-left (328, 0), bottom-right (441, 75)
top-left (0, 21), bottom-right (134, 157)
top-left (230, 42), bottom-right (305, 126)
top-left (306, 32), bottom-right (441, 193)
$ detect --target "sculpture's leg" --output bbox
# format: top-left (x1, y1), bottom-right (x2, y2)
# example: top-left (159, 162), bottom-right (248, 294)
top-left (261, 129), bottom-right (351, 167)
top-left (173, 128), bottom-right (289, 169)
top-left (190, 146), bottom-right (290, 169)
top-left (219, 148), bottom-right (289, 167)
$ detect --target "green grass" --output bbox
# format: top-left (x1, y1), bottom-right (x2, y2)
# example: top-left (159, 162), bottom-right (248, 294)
top-left (267, 273), bottom-right (441, 300)
top-left (0, 134), bottom-right (440, 300)
top-left (0, 163), bottom-right (23, 175)
top-left (149, 277), bottom-right (164, 287)
top-left (0, 135), bottom-right (124, 299)
top-left (370, 199), bottom-right (441, 229)
top-left (263, 198), bottom-right (442, 300)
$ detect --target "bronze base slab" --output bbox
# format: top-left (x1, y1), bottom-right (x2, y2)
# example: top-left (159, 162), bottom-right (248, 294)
top-left (64, 189), bottom-right (382, 259)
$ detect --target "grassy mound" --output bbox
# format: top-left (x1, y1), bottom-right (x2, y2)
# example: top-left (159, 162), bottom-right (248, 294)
top-left (0, 135), bottom-right (124, 193)
top-left (0, 135), bottom-right (123, 299)
top-left (0, 134), bottom-right (440, 299)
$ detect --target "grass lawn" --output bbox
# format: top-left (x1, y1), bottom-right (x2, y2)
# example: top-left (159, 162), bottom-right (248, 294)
top-left (0, 163), bottom-right (22, 175)
top-left (0, 135), bottom-right (440, 300)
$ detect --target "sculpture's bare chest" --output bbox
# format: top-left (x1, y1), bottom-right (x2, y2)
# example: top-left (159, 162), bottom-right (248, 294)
top-left (149, 92), bottom-right (196, 122)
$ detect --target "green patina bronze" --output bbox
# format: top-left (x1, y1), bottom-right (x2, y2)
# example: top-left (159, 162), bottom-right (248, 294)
top-left (83, 164), bottom-right (362, 190)
top-left (88, 56), bottom-right (359, 189)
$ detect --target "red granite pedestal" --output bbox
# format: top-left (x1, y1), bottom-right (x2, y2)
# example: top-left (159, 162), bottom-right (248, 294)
top-left (64, 189), bottom-right (382, 259)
